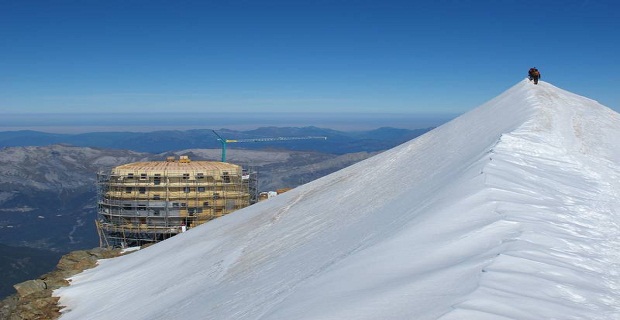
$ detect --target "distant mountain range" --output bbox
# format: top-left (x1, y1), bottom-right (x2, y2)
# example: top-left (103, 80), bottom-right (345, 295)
top-left (0, 126), bottom-right (432, 154)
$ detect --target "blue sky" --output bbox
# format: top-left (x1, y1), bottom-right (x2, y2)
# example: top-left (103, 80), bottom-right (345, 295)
top-left (1, 0), bottom-right (619, 119)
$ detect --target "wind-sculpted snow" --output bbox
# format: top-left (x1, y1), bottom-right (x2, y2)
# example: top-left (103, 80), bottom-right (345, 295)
top-left (55, 79), bottom-right (620, 320)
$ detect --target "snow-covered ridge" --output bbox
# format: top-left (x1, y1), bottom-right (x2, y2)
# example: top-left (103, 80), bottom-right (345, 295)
top-left (55, 79), bottom-right (620, 320)
top-left (436, 80), bottom-right (620, 319)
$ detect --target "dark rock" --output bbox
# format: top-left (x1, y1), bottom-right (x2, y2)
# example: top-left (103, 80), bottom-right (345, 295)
top-left (0, 247), bottom-right (128, 319)
top-left (13, 280), bottom-right (47, 298)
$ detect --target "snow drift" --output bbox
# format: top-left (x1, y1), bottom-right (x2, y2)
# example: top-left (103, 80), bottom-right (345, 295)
top-left (55, 79), bottom-right (620, 320)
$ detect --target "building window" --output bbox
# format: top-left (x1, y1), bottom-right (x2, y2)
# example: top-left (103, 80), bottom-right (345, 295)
top-left (125, 187), bottom-right (132, 193)
top-left (197, 187), bottom-right (205, 192)
top-left (203, 201), bottom-right (210, 207)
top-left (196, 173), bottom-right (204, 179)
top-left (153, 194), bottom-right (161, 200)
top-left (127, 173), bottom-right (134, 179)
top-left (139, 187), bottom-right (146, 194)
top-left (182, 173), bottom-right (190, 180)
top-left (183, 187), bottom-right (191, 193)
top-left (140, 173), bottom-right (147, 180)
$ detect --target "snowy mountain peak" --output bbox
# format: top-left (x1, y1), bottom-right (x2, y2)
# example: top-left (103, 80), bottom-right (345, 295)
top-left (55, 80), bottom-right (620, 320)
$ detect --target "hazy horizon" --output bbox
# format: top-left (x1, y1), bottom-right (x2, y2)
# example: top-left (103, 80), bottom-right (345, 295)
top-left (0, 112), bottom-right (456, 134)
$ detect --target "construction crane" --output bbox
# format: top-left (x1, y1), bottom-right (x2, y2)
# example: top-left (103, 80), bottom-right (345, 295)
top-left (212, 130), bottom-right (327, 162)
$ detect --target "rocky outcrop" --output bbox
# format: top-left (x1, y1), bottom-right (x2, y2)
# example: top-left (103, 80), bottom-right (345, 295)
top-left (0, 247), bottom-right (125, 320)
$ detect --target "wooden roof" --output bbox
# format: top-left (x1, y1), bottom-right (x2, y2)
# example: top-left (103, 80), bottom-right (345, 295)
top-left (112, 160), bottom-right (241, 174)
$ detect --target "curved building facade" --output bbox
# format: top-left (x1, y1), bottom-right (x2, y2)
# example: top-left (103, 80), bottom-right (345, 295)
top-left (96, 156), bottom-right (252, 247)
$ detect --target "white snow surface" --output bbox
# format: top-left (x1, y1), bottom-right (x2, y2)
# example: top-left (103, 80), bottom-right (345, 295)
top-left (55, 79), bottom-right (620, 320)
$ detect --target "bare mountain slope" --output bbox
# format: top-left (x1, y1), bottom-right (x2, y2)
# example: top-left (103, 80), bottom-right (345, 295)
top-left (0, 145), bottom-right (151, 251)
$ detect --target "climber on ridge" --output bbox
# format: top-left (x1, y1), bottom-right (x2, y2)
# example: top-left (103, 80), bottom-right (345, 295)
top-left (528, 67), bottom-right (541, 85)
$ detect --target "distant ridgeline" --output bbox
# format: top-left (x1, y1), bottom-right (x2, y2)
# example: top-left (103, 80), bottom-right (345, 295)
top-left (0, 127), bottom-right (433, 154)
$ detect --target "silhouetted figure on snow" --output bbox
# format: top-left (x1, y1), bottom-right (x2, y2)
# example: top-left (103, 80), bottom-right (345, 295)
top-left (528, 67), bottom-right (541, 84)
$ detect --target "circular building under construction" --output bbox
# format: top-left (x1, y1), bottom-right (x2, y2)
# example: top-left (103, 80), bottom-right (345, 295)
top-left (96, 156), bottom-right (254, 247)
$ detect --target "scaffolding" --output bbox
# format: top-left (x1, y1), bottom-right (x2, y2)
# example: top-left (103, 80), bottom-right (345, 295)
top-left (96, 156), bottom-right (256, 248)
